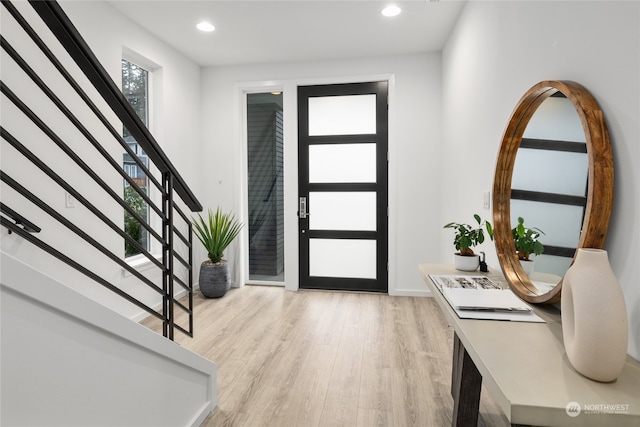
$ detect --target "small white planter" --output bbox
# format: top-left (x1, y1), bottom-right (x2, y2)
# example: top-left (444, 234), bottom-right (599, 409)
top-left (519, 259), bottom-right (534, 276)
top-left (454, 254), bottom-right (480, 271)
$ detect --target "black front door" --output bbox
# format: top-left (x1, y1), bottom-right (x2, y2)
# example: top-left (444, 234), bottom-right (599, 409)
top-left (298, 81), bottom-right (388, 292)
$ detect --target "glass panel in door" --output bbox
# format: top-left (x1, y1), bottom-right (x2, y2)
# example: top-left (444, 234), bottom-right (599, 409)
top-left (309, 143), bottom-right (377, 183)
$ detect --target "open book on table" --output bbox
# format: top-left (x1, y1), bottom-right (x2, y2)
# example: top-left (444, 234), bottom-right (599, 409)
top-left (428, 274), bottom-right (544, 323)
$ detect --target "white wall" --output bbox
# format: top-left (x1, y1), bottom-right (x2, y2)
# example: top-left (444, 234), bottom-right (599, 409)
top-left (200, 54), bottom-right (442, 295)
top-left (1, 1), bottom-right (203, 320)
top-left (442, 1), bottom-right (640, 359)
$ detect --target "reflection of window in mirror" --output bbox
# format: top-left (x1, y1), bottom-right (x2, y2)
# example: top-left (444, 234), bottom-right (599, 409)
top-left (511, 95), bottom-right (589, 282)
top-left (524, 95), bottom-right (584, 141)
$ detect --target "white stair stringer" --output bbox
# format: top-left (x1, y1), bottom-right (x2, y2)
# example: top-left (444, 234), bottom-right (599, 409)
top-left (0, 251), bottom-right (217, 427)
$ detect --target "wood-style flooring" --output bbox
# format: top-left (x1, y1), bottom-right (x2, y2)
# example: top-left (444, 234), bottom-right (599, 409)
top-left (142, 286), bottom-right (510, 427)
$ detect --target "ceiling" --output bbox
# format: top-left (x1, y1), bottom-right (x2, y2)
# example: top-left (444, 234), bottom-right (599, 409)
top-left (105, 1), bottom-right (466, 67)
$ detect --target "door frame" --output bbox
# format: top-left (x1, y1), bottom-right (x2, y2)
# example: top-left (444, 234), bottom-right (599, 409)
top-left (239, 84), bottom-right (286, 287)
top-left (234, 74), bottom-right (395, 292)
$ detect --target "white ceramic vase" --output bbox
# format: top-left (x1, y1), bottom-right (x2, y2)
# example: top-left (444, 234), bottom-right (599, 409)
top-left (561, 248), bottom-right (628, 382)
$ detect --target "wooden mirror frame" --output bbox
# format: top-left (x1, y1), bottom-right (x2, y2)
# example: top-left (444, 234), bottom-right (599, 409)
top-left (493, 80), bottom-right (614, 304)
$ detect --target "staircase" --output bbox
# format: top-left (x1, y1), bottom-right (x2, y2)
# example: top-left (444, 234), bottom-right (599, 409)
top-left (1, 253), bottom-right (217, 426)
top-left (1, 1), bottom-right (216, 424)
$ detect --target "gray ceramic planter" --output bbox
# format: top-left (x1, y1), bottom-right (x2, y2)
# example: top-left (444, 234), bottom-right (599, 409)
top-left (199, 260), bottom-right (230, 298)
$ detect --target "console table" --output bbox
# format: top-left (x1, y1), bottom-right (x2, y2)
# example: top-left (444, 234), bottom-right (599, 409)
top-left (419, 263), bottom-right (640, 427)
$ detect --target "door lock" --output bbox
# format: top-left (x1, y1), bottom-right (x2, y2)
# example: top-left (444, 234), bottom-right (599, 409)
top-left (299, 196), bottom-right (309, 219)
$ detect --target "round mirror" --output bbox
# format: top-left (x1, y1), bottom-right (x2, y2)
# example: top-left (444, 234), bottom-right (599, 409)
top-left (493, 80), bottom-right (613, 304)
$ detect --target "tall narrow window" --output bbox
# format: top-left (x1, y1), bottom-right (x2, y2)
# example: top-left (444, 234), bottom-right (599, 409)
top-left (122, 59), bottom-right (150, 257)
top-left (247, 92), bottom-right (284, 282)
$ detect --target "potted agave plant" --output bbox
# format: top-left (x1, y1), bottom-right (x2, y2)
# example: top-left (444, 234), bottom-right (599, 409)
top-left (444, 214), bottom-right (493, 271)
top-left (512, 216), bottom-right (545, 275)
top-left (192, 207), bottom-right (243, 298)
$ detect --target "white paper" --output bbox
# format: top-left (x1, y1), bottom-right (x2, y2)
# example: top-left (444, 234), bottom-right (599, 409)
top-left (441, 288), bottom-right (532, 312)
top-left (428, 274), bottom-right (545, 323)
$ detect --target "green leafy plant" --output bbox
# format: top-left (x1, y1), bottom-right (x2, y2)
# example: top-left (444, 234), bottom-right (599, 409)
top-left (192, 208), bottom-right (244, 263)
top-left (124, 186), bottom-right (148, 257)
top-left (512, 216), bottom-right (545, 261)
top-left (444, 214), bottom-right (494, 256)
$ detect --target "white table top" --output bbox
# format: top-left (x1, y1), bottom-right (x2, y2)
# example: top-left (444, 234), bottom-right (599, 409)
top-left (419, 263), bottom-right (640, 427)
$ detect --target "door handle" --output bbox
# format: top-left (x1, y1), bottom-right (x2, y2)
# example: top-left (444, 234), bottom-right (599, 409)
top-left (299, 196), bottom-right (309, 219)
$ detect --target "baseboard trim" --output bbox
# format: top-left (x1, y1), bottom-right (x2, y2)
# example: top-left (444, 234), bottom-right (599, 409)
top-left (389, 288), bottom-right (433, 297)
top-left (130, 287), bottom-right (189, 323)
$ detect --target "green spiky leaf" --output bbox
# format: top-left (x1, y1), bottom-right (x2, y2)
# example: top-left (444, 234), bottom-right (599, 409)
top-left (192, 208), bottom-right (243, 263)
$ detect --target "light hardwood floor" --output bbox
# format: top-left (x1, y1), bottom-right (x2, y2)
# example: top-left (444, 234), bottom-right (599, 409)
top-left (143, 286), bottom-right (510, 427)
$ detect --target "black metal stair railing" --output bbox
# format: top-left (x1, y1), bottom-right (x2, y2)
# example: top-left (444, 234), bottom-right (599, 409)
top-left (0, 0), bottom-right (201, 340)
top-left (1, 202), bottom-right (41, 234)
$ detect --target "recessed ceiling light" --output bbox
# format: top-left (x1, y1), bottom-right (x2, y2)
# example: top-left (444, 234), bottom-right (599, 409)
top-left (196, 22), bottom-right (215, 32)
top-left (381, 5), bottom-right (401, 17)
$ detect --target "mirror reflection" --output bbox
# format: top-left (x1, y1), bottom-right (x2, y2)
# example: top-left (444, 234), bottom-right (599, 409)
top-left (511, 94), bottom-right (589, 293)
top-left (493, 80), bottom-right (613, 304)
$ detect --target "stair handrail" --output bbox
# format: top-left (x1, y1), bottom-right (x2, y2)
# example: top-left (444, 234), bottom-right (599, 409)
top-left (27, 0), bottom-right (202, 212)
top-left (0, 202), bottom-right (41, 233)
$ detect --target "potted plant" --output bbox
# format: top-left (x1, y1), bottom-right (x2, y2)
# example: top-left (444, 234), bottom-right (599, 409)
top-left (192, 207), bottom-right (243, 298)
top-left (444, 214), bottom-right (493, 271)
top-left (512, 216), bottom-right (545, 275)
